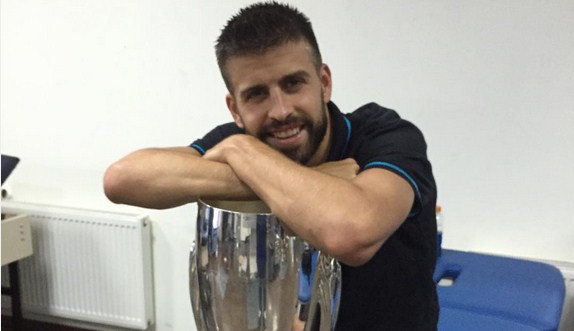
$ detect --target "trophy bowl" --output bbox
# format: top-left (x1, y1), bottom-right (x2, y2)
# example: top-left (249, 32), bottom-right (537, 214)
top-left (190, 199), bottom-right (341, 331)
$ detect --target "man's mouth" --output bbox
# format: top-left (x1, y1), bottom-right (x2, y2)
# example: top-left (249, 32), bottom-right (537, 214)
top-left (270, 126), bottom-right (302, 139)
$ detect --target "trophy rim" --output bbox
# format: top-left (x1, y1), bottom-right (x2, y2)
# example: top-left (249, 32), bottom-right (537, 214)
top-left (198, 198), bottom-right (273, 216)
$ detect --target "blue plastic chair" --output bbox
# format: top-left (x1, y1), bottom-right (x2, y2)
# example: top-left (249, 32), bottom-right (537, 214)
top-left (434, 249), bottom-right (565, 331)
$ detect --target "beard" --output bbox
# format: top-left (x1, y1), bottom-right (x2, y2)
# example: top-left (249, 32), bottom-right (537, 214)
top-left (255, 99), bottom-right (328, 165)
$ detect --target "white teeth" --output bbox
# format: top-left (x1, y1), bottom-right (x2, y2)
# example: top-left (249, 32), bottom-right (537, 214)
top-left (273, 127), bottom-right (300, 139)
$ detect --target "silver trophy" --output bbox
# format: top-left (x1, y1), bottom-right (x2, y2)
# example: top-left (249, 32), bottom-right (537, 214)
top-left (190, 199), bottom-right (342, 331)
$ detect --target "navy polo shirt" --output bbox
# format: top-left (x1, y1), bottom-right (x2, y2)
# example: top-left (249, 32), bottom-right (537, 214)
top-left (191, 101), bottom-right (439, 330)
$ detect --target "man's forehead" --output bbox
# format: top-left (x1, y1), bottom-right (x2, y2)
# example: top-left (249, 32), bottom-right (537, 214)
top-left (227, 41), bottom-right (315, 74)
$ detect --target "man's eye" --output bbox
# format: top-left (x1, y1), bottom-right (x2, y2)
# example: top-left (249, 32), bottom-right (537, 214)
top-left (284, 78), bottom-right (303, 91)
top-left (245, 89), bottom-right (267, 101)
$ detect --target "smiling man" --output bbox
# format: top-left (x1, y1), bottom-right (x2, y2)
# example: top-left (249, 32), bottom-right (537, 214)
top-left (104, 2), bottom-right (438, 330)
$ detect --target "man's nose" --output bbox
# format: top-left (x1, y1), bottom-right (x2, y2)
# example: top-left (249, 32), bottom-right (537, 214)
top-left (268, 88), bottom-right (293, 122)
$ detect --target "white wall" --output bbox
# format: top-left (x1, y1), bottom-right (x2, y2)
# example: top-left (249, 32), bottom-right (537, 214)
top-left (2, 1), bottom-right (573, 330)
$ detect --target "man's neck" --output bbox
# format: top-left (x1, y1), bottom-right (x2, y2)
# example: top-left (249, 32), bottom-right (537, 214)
top-left (306, 111), bottom-right (332, 167)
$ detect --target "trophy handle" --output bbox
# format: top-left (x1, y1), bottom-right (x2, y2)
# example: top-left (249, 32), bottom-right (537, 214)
top-left (189, 242), bottom-right (208, 331)
top-left (303, 251), bottom-right (342, 331)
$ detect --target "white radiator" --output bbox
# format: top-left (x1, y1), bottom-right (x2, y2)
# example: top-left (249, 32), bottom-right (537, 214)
top-left (1, 200), bottom-right (154, 330)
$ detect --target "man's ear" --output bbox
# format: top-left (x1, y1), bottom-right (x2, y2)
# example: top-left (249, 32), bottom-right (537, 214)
top-left (226, 93), bottom-right (244, 129)
top-left (320, 64), bottom-right (333, 102)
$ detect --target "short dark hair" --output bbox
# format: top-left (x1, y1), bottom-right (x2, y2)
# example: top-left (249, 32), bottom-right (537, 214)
top-left (215, 1), bottom-right (322, 91)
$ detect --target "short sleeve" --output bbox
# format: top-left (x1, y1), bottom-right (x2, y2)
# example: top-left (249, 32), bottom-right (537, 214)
top-left (189, 122), bottom-right (244, 155)
top-left (347, 104), bottom-right (436, 216)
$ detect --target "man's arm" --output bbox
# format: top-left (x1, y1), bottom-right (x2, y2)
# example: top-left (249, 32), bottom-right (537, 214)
top-left (204, 134), bottom-right (414, 267)
top-left (103, 146), bottom-right (257, 209)
top-left (103, 145), bottom-right (357, 209)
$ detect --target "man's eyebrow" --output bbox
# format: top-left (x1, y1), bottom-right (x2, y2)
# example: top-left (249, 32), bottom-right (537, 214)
top-left (280, 70), bottom-right (311, 83)
top-left (238, 70), bottom-right (311, 99)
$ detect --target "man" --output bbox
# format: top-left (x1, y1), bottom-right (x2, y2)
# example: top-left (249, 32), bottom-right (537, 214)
top-left (104, 2), bottom-right (438, 330)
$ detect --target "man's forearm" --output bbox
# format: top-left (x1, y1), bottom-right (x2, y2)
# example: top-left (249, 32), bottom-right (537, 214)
top-left (104, 147), bottom-right (257, 209)
top-left (225, 140), bottom-right (362, 234)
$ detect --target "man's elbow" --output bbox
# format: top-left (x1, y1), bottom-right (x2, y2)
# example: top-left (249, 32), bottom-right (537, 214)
top-left (332, 243), bottom-right (382, 267)
top-left (103, 163), bottom-right (128, 204)
top-left (322, 232), bottom-right (384, 267)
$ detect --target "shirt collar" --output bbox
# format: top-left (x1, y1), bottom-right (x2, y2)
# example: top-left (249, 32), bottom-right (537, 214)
top-left (326, 101), bottom-right (351, 162)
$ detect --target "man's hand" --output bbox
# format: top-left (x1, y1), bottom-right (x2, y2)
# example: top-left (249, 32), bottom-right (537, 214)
top-left (202, 136), bottom-right (238, 164)
top-left (203, 134), bottom-right (259, 164)
top-left (313, 158), bottom-right (359, 181)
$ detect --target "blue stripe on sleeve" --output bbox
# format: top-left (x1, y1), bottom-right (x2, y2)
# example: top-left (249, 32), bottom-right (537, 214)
top-left (363, 161), bottom-right (422, 201)
top-left (365, 161), bottom-right (421, 217)
top-left (191, 143), bottom-right (206, 155)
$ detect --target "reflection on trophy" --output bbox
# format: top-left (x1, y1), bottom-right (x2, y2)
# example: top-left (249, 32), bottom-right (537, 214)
top-left (190, 199), bottom-right (342, 331)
